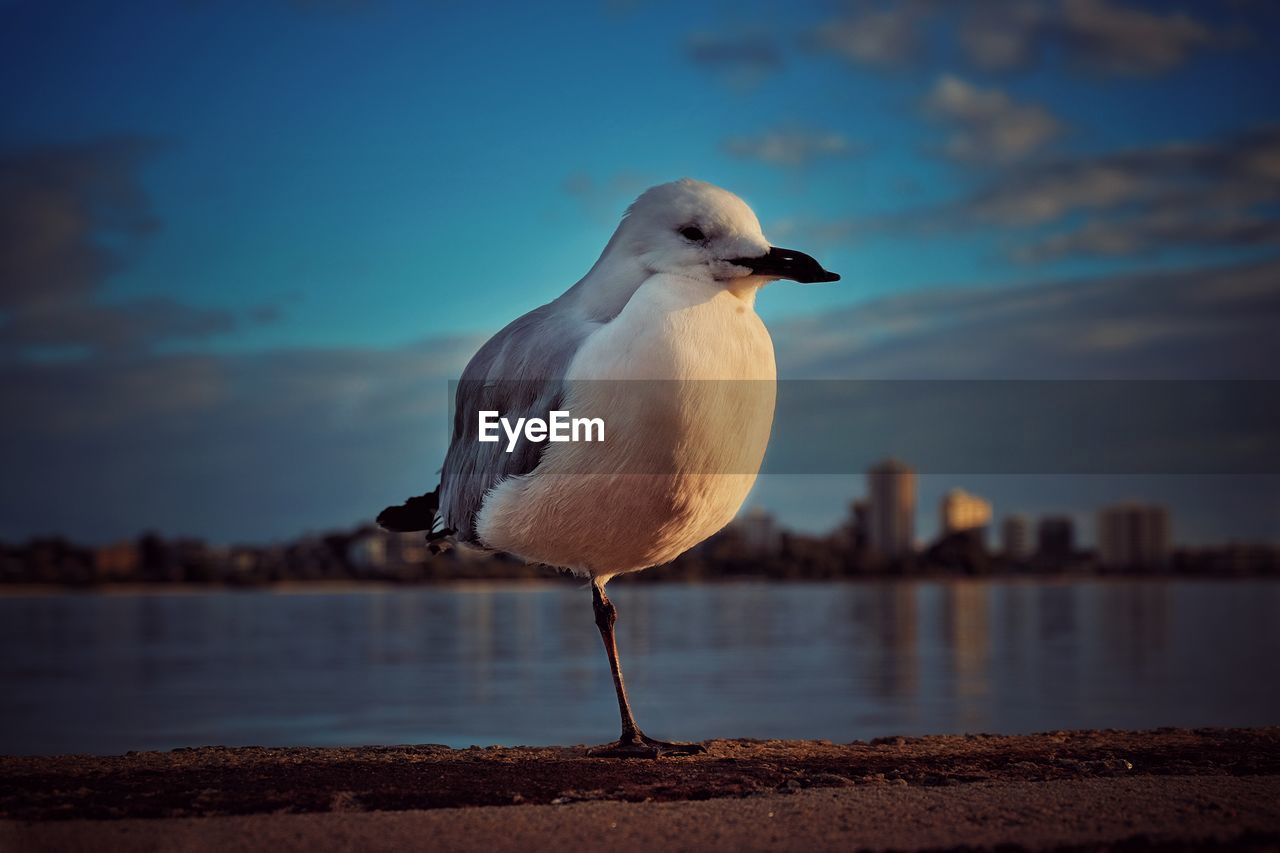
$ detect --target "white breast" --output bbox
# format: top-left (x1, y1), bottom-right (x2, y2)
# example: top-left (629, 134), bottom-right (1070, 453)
top-left (475, 274), bottom-right (777, 579)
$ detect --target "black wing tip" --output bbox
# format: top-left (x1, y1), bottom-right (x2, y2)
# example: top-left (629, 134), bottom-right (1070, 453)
top-left (376, 488), bottom-right (441, 533)
top-left (375, 506), bottom-right (425, 532)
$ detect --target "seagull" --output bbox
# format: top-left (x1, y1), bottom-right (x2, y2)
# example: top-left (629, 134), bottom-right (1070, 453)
top-left (379, 178), bottom-right (838, 757)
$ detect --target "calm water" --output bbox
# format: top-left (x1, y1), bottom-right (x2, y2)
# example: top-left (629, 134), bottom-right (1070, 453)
top-left (2, 580), bottom-right (1278, 756)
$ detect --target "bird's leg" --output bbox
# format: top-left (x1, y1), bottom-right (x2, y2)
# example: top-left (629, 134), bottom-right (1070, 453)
top-left (593, 579), bottom-right (642, 740)
top-left (586, 579), bottom-right (705, 758)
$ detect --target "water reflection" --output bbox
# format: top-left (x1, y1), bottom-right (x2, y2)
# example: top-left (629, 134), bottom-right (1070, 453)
top-left (861, 584), bottom-right (919, 706)
top-left (0, 580), bottom-right (1277, 755)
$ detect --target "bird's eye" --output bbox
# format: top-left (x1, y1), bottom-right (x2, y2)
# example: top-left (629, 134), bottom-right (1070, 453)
top-left (678, 225), bottom-right (706, 242)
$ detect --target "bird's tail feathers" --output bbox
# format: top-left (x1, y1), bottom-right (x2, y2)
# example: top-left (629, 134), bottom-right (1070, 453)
top-left (376, 487), bottom-right (456, 552)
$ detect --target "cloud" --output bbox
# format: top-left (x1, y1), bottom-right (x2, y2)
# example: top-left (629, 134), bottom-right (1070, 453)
top-left (0, 334), bottom-right (481, 544)
top-left (761, 259), bottom-right (1280, 546)
top-left (922, 74), bottom-right (1063, 164)
top-left (967, 124), bottom-right (1280, 258)
top-left (0, 298), bottom-right (238, 361)
top-left (0, 138), bottom-right (160, 312)
top-left (561, 171), bottom-right (651, 222)
top-left (1013, 208), bottom-right (1280, 262)
top-left (812, 2), bottom-right (929, 68)
top-left (858, 123), bottom-right (1280, 261)
top-left (1056, 0), bottom-right (1215, 76)
top-left (722, 129), bottom-right (863, 168)
top-left (4, 258), bottom-right (1275, 544)
top-left (762, 215), bottom-right (865, 249)
top-left (812, 0), bottom-right (1227, 77)
top-left (0, 134), bottom-right (466, 543)
top-left (684, 31), bottom-right (783, 87)
top-left (773, 257), bottom-right (1280, 380)
top-left (0, 139), bottom-right (260, 360)
top-left (958, 0), bottom-right (1218, 75)
top-left (958, 0), bottom-right (1049, 71)
top-left (961, 157), bottom-right (1143, 226)
top-left (561, 172), bottom-right (641, 201)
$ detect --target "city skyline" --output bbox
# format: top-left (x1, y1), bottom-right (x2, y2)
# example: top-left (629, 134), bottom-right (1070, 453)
top-left (1, 457), bottom-right (1225, 561)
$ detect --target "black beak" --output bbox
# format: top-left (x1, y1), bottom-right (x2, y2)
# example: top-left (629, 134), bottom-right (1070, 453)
top-left (728, 246), bottom-right (840, 284)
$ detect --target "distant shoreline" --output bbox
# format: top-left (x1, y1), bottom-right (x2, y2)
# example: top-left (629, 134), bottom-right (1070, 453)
top-left (0, 578), bottom-right (566, 596)
top-left (1, 573), bottom-right (1276, 596)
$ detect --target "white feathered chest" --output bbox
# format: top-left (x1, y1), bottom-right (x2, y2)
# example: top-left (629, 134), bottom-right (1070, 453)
top-left (474, 274), bottom-right (776, 578)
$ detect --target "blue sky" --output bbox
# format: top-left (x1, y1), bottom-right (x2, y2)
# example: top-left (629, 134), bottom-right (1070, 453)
top-left (5, 0), bottom-right (1277, 349)
top-left (2, 0), bottom-right (1278, 544)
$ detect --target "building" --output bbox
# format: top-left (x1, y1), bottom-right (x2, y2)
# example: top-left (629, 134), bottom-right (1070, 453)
top-left (389, 532), bottom-right (429, 568)
top-left (1001, 515), bottom-right (1030, 561)
top-left (847, 499), bottom-right (870, 552)
top-left (1098, 503), bottom-right (1171, 570)
top-left (347, 528), bottom-right (431, 575)
top-left (94, 541), bottom-right (139, 581)
top-left (940, 489), bottom-right (992, 537)
top-left (1037, 516), bottom-right (1076, 560)
top-left (347, 528), bottom-right (388, 572)
top-left (737, 507), bottom-right (783, 555)
top-left (867, 459), bottom-right (916, 558)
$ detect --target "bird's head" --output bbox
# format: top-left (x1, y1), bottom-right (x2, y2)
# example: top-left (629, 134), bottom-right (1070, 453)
top-left (614, 178), bottom-right (839, 287)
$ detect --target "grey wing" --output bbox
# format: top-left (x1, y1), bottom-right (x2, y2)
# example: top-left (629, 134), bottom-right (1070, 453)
top-left (438, 303), bottom-right (594, 543)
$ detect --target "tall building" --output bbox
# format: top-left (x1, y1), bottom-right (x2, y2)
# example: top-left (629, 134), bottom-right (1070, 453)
top-left (940, 488), bottom-right (992, 536)
top-left (1098, 503), bottom-right (1171, 570)
top-left (867, 459), bottom-right (916, 558)
top-left (1001, 515), bottom-right (1030, 560)
top-left (848, 499), bottom-right (870, 552)
top-left (1037, 516), bottom-right (1075, 560)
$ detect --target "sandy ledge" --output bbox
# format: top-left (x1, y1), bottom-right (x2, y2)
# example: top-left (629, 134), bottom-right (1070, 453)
top-left (2, 728), bottom-right (1279, 851)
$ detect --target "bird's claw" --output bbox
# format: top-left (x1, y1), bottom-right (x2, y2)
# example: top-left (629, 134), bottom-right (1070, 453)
top-left (586, 734), bottom-right (706, 759)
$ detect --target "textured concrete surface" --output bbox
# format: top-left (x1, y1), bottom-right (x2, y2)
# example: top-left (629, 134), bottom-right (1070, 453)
top-left (4, 775), bottom-right (1279, 852)
top-left (3, 728), bottom-right (1279, 851)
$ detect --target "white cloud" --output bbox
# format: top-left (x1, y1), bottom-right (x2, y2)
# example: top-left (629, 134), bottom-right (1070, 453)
top-left (811, 0), bottom-right (1226, 77)
top-left (813, 3), bottom-right (927, 68)
top-left (1058, 0), bottom-right (1214, 75)
top-left (723, 129), bottom-right (862, 168)
top-left (923, 75), bottom-right (1063, 164)
top-left (772, 257), bottom-right (1280, 379)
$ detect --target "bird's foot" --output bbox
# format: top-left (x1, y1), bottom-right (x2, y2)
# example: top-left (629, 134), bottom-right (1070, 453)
top-left (586, 732), bottom-right (706, 759)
